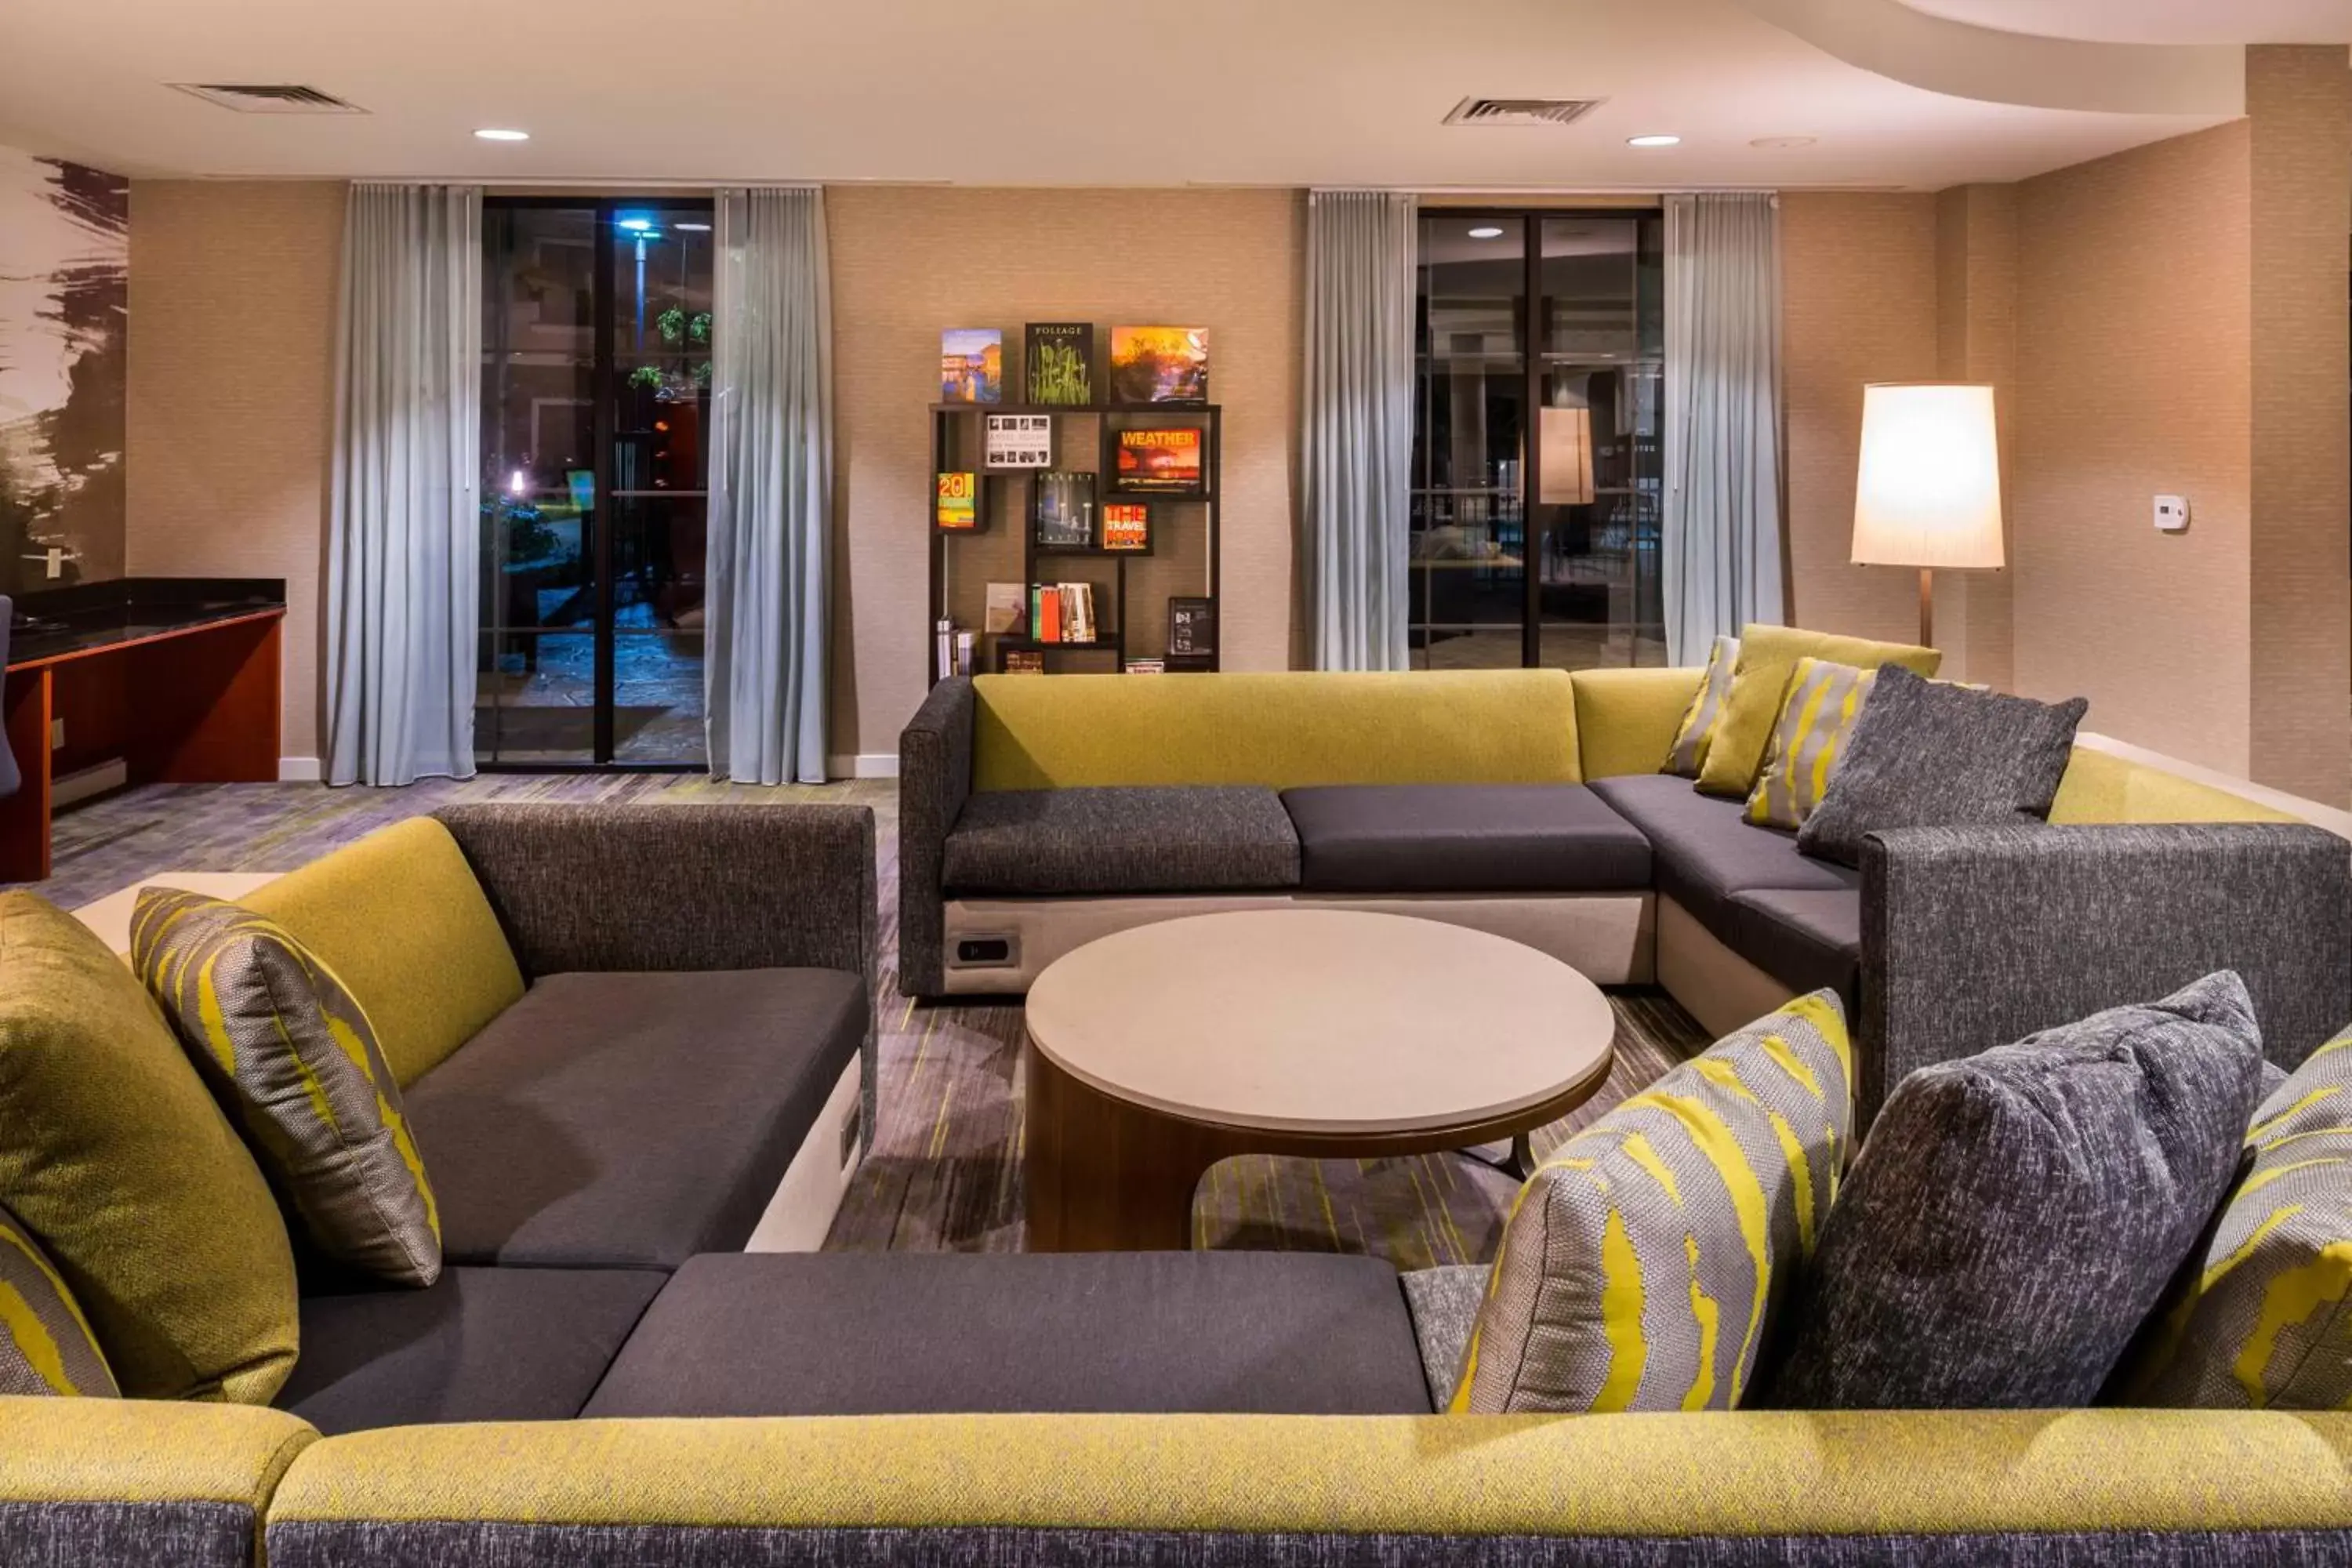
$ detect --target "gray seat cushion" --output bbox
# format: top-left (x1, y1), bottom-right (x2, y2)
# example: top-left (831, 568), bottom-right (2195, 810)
top-left (278, 1266), bottom-right (664, 1435)
top-left (943, 786), bottom-right (1300, 895)
top-left (1281, 785), bottom-right (1651, 893)
top-left (403, 968), bottom-right (865, 1270)
top-left (583, 1250), bottom-right (1432, 1417)
top-left (1762, 972), bottom-right (2267, 1410)
top-left (1588, 773), bottom-right (1858, 953)
top-left (1724, 888), bottom-right (1863, 1001)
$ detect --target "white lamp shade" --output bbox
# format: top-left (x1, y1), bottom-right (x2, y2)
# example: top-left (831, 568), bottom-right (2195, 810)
top-left (1538, 405), bottom-right (1594, 506)
top-left (1851, 383), bottom-right (2005, 569)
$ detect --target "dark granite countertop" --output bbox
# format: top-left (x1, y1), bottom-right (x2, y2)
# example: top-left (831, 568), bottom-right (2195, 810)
top-left (7, 578), bottom-right (287, 668)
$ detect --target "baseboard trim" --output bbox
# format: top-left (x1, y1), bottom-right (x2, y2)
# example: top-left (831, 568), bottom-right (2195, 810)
top-left (278, 757), bottom-right (324, 783)
top-left (827, 753), bottom-right (899, 780)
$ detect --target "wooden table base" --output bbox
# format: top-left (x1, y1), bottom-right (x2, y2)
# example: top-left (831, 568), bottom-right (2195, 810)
top-left (1022, 1038), bottom-right (1608, 1252)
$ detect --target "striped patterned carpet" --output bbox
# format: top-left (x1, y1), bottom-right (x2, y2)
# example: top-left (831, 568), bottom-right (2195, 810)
top-left (34, 776), bottom-right (1711, 1270)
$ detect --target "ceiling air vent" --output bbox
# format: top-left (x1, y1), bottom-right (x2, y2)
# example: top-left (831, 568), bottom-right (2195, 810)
top-left (1442, 97), bottom-right (1604, 129)
top-left (169, 83), bottom-right (366, 114)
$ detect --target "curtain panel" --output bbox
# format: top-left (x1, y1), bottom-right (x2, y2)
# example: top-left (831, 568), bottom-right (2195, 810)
top-left (1302, 189), bottom-right (1417, 671)
top-left (1662, 192), bottom-right (1786, 666)
top-left (706, 186), bottom-right (833, 785)
top-left (325, 183), bottom-right (483, 786)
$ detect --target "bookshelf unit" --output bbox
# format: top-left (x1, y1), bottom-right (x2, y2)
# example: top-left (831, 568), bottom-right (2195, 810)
top-left (928, 401), bottom-right (1221, 682)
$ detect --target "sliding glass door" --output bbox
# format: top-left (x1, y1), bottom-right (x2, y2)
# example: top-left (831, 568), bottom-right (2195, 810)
top-left (478, 199), bottom-right (713, 768)
top-left (1411, 209), bottom-right (1666, 670)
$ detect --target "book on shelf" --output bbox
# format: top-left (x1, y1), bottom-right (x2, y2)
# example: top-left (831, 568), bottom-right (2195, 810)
top-left (983, 581), bottom-right (1025, 634)
top-left (1030, 582), bottom-right (1099, 644)
top-left (935, 470), bottom-right (978, 529)
top-left (1001, 648), bottom-right (1047, 675)
top-left (1025, 322), bottom-right (1094, 405)
top-left (983, 412), bottom-right (1052, 470)
top-left (1169, 595), bottom-right (1217, 657)
top-left (1109, 426), bottom-right (1203, 495)
top-left (1102, 503), bottom-right (1150, 551)
top-left (1109, 326), bottom-right (1209, 405)
top-left (940, 328), bottom-right (1003, 403)
top-left (1033, 470), bottom-right (1096, 550)
top-left (1123, 658), bottom-right (1166, 675)
top-left (935, 619), bottom-right (978, 681)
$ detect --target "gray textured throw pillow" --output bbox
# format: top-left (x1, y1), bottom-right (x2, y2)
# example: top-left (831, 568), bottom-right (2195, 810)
top-left (1795, 666), bottom-right (2087, 868)
top-left (1761, 971), bottom-right (2266, 1410)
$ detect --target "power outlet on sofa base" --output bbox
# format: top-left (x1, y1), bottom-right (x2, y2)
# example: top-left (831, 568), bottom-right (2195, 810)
top-left (952, 935), bottom-right (1019, 969)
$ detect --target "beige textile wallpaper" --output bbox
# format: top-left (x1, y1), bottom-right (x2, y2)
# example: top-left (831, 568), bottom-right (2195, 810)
top-left (1779, 192), bottom-right (1944, 650)
top-left (125, 180), bottom-right (342, 766)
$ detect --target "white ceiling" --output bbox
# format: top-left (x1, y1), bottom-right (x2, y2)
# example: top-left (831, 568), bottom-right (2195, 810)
top-left (0, 0), bottom-right (2305, 191)
top-left (1900, 0), bottom-right (2352, 46)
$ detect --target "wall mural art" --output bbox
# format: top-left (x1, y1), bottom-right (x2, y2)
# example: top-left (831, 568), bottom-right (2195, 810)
top-left (0, 147), bottom-right (128, 595)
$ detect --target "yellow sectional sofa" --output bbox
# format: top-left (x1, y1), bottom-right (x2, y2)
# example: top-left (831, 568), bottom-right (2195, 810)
top-left (11, 1394), bottom-right (2352, 1566)
top-left (901, 667), bottom-right (2352, 1120)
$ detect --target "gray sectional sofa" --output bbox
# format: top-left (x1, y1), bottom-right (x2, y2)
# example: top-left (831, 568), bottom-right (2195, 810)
top-left (902, 670), bottom-right (2352, 1120)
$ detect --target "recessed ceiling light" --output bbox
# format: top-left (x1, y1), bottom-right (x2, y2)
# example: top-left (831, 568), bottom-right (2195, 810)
top-left (474, 127), bottom-right (529, 142)
top-left (1467, 225), bottom-right (1504, 240)
top-left (1751, 135), bottom-right (1818, 150)
top-left (1627, 134), bottom-right (1681, 148)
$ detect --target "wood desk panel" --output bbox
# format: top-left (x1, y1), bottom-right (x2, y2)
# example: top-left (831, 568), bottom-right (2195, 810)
top-left (0, 608), bottom-right (286, 884)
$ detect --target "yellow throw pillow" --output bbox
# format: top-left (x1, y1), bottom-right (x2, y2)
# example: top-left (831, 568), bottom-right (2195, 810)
top-left (2118, 1029), bottom-right (2352, 1409)
top-left (1744, 659), bottom-right (1878, 831)
top-left (1694, 626), bottom-right (1940, 800)
top-left (133, 890), bottom-right (443, 1288)
top-left (0, 1203), bottom-right (117, 1397)
top-left (1450, 992), bottom-right (1854, 1413)
top-left (1662, 634), bottom-right (1740, 779)
top-left (0, 892), bottom-right (298, 1404)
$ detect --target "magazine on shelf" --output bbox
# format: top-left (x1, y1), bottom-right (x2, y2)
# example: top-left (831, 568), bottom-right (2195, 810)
top-left (1102, 503), bottom-right (1150, 551)
top-left (935, 470), bottom-right (978, 529)
top-left (1109, 326), bottom-right (1209, 405)
top-left (983, 412), bottom-right (1052, 470)
top-left (984, 582), bottom-right (1025, 634)
top-left (1169, 595), bottom-right (1216, 657)
top-left (1110, 426), bottom-right (1203, 495)
top-left (1033, 470), bottom-right (1097, 549)
top-left (940, 328), bottom-right (1003, 403)
top-left (1025, 322), bottom-right (1094, 405)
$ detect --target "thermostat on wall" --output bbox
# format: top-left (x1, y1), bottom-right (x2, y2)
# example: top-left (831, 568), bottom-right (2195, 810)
top-left (2154, 495), bottom-right (2190, 533)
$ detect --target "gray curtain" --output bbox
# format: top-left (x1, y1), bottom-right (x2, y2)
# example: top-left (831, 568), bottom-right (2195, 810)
top-left (325, 183), bottom-right (482, 786)
top-left (1662, 192), bottom-right (1785, 666)
top-left (706, 186), bottom-right (833, 784)
top-left (1302, 190), bottom-right (1417, 671)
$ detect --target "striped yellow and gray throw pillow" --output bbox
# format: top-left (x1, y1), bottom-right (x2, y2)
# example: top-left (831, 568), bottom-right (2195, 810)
top-left (132, 889), bottom-right (442, 1287)
top-left (0, 1203), bottom-right (116, 1398)
top-left (1662, 634), bottom-right (1740, 778)
top-left (1744, 658), bottom-right (1877, 830)
top-left (2119, 1029), bottom-right (2352, 1409)
top-left (1450, 991), bottom-right (1853, 1413)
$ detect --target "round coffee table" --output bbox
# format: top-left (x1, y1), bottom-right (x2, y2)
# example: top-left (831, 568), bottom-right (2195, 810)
top-left (1022, 909), bottom-right (1617, 1251)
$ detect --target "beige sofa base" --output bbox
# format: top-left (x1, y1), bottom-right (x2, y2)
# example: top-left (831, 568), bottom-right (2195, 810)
top-left (744, 1055), bottom-right (864, 1253)
top-left (1654, 895), bottom-right (1801, 1040)
top-left (942, 891), bottom-right (1655, 995)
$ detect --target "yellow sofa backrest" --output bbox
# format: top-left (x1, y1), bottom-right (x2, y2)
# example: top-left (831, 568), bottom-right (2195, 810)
top-left (245, 818), bottom-right (526, 1087)
top-left (2052, 746), bottom-right (2301, 827)
top-left (971, 670), bottom-right (1582, 792)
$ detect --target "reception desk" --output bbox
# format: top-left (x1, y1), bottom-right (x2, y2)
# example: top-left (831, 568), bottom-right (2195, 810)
top-left (1, 578), bottom-right (286, 884)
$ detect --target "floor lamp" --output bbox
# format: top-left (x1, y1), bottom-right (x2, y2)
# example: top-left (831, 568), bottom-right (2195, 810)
top-left (1850, 383), bottom-right (2005, 648)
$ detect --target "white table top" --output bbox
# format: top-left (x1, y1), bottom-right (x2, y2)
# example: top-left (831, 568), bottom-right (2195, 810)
top-left (1025, 909), bottom-right (1616, 1135)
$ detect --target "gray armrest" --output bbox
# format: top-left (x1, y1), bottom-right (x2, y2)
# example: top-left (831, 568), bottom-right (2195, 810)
top-left (436, 801), bottom-right (880, 1144)
top-left (1860, 822), bottom-right (2352, 1124)
top-left (897, 677), bottom-right (975, 998)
